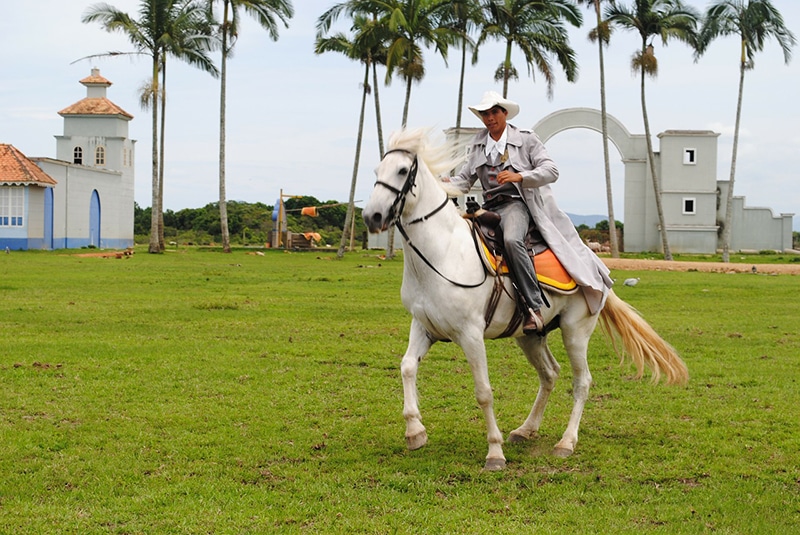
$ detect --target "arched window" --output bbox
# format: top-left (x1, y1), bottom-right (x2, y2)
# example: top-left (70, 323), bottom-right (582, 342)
top-left (95, 146), bottom-right (105, 166)
top-left (73, 147), bottom-right (83, 165)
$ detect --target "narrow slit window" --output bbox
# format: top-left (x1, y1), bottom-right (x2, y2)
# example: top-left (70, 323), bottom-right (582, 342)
top-left (683, 197), bottom-right (696, 215)
top-left (683, 148), bottom-right (696, 165)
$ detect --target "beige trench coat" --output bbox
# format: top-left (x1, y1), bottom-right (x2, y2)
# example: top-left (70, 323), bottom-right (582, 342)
top-left (452, 124), bottom-right (613, 314)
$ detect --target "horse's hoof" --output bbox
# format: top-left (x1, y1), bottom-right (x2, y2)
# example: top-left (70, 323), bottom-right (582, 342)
top-left (507, 431), bottom-right (531, 443)
top-left (483, 458), bottom-right (506, 471)
top-left (406, 430), bottom-right (428, 451)
top-left (552, 446), bottom-right (573, 458)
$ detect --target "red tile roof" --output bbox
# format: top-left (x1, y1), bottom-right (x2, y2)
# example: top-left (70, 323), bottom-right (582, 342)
top-left (59, 98), bottom-right (133, 119)
top-left (0, 144), bottom-right (58, 186)
top-left (80, 72), bottom-right (112, 85)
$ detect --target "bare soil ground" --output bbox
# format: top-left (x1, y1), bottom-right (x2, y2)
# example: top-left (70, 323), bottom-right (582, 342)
top-left (601, 257), bottom-right (800, 275)
top-left (71, 249), bottom-right (134, 259)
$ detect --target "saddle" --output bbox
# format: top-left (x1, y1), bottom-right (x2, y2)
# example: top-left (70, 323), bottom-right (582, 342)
top-left (467, 207), bottom-right (577, 293)
top-left (464, 205), bottom-right (577, 339)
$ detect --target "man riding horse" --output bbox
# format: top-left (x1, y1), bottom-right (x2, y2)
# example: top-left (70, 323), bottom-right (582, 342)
top-left (446, 91), bottom-right (613, 332)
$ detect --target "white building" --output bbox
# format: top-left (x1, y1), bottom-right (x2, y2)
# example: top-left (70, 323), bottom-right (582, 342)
top-left (0, 68), bottom-right (135, 250)
top-left (532, 108), bottom-right (793, 254)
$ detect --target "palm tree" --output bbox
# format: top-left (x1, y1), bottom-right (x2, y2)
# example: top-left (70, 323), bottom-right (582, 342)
top-left (695, 0), bottom-right (796, 262)
top-left (474, 0), bottom-right (582, 99)
top-left (83, 0), bottom-right (217, 254)
top-left (207, 0), bottom-right (293, 253)
top-left (156, 3), bottom-right (218, 250)
top-left (83, 0), bottom-right (168, 254)
top-left (577, 0), bottom-right (619, 257)
top-left (606, 0), bottom-right (699, 261)
top-left (374, 0), bottom-right (457, 127)
top-left (330, 0), bottom-right (454, 258)
top-left (364, 14), bottom-right (390, 254)
top-left (316, 1), bottom-right (389, 156)
top-left (316, 11), bottom-right (389, 258)
top-left (370, 23), bottom-right (389, 159)
top-left (439, 0), bottom-right (481, 129)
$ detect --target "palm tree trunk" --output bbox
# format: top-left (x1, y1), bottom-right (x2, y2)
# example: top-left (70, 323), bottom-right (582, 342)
top-left (338, 62), bottom-right (370, 259)
top-left (722, 52), bottom-right (746, 263)
top-left (595, 2), bottom-right (618, 257)
top-left (456, 39), bottom-right (467, 129)
top-left (158, 60), bottom-right (167, 252)
top-left (372, 62), bottom-right (385, 156)
top-left (639, 48), bottom-right (672, 261)
top-left (502, 40), bottom-right (513, 98)
top-left (373, 61), bottom-right (389, 256)
top-left (218, 1), bottom-right (231, 253)
top-left (148, 52), bottom-right (161, 254)
top-left (388, 75), bottom-right (415, 260)
top-left (401, 76), bottom-right (413, 128)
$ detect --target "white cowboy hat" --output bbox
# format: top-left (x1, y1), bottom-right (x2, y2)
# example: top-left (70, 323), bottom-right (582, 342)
top-left (468, 91), bottom-right (520, 121)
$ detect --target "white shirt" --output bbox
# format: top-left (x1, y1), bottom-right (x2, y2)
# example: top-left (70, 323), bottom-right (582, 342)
top-left (484, 127), bottom-right (508, 162)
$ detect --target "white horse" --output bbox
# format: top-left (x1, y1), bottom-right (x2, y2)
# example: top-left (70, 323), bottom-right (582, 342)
top-left (363, 129), bottom-right (688, 471)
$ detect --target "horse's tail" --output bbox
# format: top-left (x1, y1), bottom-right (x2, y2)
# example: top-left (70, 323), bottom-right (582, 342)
top-left (598, 289), bottom-right (688, 385)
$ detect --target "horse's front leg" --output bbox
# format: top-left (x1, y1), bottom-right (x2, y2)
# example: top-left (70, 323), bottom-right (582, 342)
top-left (457, 332), bottom-right (506, 471)
top-left (401, 318), bottom-right (434, 451)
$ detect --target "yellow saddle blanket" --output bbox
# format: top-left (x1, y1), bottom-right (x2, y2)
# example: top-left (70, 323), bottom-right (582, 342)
top-left (480, 242), bottom-right (577, 292)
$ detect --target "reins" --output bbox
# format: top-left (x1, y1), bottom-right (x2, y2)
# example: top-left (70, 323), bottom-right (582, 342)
top-left (375, 149), bottom-right (488, 289)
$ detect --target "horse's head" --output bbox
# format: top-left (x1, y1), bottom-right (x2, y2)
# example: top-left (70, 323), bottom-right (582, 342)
top-left (363, 147), bottom-right (419, 233)
top-left (363, 129), bottom-right (465, 233)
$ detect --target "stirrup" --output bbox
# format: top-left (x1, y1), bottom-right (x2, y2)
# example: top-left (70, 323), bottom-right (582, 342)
top-left (523, 309), bottom-right (544, 334)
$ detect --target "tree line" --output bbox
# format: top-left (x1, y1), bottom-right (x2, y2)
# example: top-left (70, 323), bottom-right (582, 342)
top-left (84, 0), bottom-right (795, 261)
top-left (132, 198), bottom-right (638, 250)
top-left (133, 197), bottom-right (367, 248)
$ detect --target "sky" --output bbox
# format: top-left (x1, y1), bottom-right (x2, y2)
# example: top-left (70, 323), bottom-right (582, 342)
top-left (2, 1), bottom-right (799, 230)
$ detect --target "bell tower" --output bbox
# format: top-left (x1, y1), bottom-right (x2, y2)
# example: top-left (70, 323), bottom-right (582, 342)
top-left (55, 68), bottom-right (135, 180)
top-left (44, 68), bottom-right (136, 249)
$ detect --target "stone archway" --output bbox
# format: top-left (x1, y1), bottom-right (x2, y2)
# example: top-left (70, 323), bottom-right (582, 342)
top-left (532, 107), bottom-right (646, 164)
top-left (532, 107), bottom-right (653, 252)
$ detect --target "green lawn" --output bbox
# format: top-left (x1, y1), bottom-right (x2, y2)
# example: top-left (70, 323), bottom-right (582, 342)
top-left (1, 247), bottom-right (798, 533)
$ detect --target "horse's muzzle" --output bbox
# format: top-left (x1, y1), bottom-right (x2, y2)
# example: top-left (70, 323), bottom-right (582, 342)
top-left (363, 209), bottom-right (389, 233)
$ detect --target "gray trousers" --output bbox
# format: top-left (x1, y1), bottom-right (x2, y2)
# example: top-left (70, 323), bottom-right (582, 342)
top-left (492, 199), bottom-right (544, 312)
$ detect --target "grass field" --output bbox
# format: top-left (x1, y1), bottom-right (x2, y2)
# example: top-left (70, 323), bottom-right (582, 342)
top-left (1, 247), bottom-right (798, 533)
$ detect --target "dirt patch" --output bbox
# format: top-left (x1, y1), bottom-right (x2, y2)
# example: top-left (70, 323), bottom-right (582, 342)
top-left (71, 248), bottom-right (134, 259)
top-left (601, 257), bottom-right (800, 275)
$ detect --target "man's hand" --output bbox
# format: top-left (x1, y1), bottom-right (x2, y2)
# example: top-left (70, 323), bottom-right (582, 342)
top-left (497, 170), bottom-right (522, 184)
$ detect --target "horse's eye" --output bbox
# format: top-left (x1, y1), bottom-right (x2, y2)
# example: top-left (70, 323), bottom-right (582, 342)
top-left (399, 167), bottom-right (409, 176)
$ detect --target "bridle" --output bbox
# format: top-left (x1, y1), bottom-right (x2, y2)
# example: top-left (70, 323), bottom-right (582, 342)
top-left (374, 149), bottom-right (487, 289)
top-left (373, 148), bottom-right (420, 228)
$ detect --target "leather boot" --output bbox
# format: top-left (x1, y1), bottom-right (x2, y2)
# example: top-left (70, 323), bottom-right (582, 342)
top-left (523, 308), bottom-right (544, 335)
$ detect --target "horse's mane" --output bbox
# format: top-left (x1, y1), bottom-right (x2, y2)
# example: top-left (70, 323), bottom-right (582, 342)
top-left (387, 128), bottom-right (468, 179)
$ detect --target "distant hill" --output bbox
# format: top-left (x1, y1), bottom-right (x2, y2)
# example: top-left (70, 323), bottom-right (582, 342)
top-left (567, 213), bottom-right (608, 228)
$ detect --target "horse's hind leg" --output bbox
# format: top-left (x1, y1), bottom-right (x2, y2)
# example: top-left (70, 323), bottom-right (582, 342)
top-left (552, 315), bottom-right (596, 457)
top-left (508, 334), bottom-right (561, 443)
top-left (401, 319), bottom-right (434, 451)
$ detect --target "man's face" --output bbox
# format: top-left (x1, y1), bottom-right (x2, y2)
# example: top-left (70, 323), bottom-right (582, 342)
top-left (479, 105), bottom-right (508, 138)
